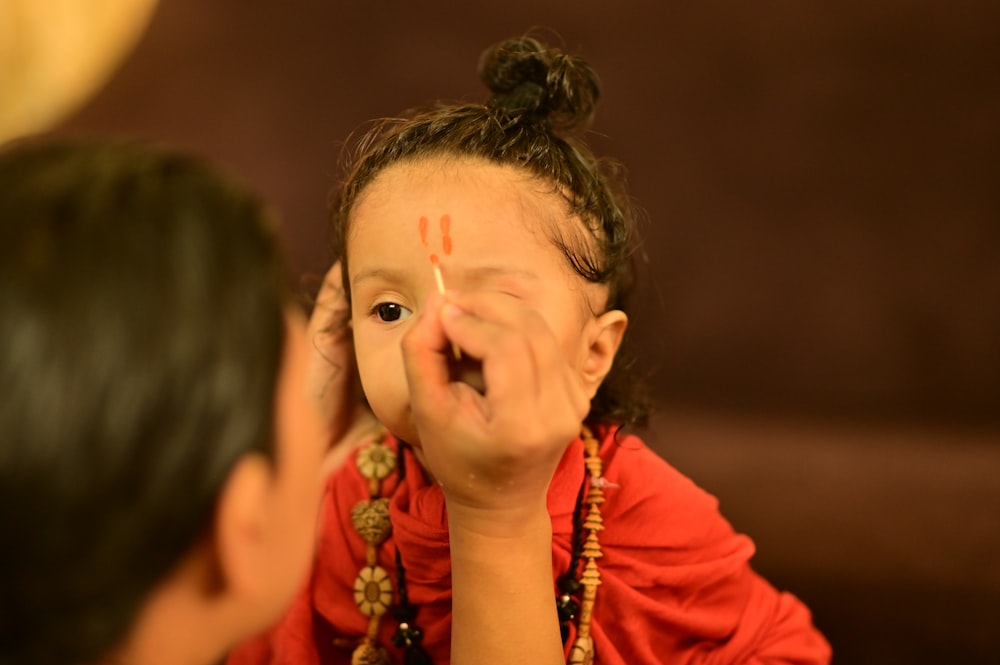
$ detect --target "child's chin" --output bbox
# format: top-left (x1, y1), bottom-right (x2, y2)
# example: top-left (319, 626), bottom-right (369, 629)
top-left (370, 405), bottom-right (418, 451)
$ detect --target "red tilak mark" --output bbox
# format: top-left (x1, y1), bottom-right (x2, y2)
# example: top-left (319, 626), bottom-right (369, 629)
top-left (417, 214), bottom-right (461, 360)
top-left (440, 214), bottom-right (452, 255)
top-left (418, 215), bottom-right (453, 267)
top-left (418, 216), bottom-right (429, 248)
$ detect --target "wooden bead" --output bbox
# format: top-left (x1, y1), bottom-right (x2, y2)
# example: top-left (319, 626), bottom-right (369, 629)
top-left (568, 635), bottom-right (595, 665)
top-left (357, 440), bottom-right (396, 481)
top-left (351, 498), bottom-right (392, 544)
top-left (351, 642), bottom-right (391, 665)
top-left (353, 565), bottom-right (393, 617)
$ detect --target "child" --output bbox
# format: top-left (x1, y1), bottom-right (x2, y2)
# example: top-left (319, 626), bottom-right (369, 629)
top-left (230, 36), bottom-right (833, 665)
top-left (0, 139), bottom-right (573, 665)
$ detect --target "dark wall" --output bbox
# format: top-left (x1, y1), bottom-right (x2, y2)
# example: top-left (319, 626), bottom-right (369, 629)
top-left (56, 0), bottom-right (1000, 426)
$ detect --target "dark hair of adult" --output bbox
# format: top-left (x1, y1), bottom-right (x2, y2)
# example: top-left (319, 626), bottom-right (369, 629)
top-left (331, 34), bottom-right (649, 428)
top-left (0, 139), bottom-right (289, 665)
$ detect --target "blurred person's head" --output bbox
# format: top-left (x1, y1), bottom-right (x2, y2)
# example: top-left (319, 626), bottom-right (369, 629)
top-left (0, 139), bottom-right (326, 665)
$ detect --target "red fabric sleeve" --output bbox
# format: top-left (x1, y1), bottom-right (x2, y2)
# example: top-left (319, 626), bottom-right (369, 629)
top-left (580, 428), bottom-right (832, 664)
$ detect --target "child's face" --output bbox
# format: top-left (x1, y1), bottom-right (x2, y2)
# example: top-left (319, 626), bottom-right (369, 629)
top-left (346, 157), bottom-right (611, 447)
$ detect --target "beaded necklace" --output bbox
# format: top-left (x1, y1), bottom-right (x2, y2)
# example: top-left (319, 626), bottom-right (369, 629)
top-left (347, 428), bottom-right (605, 665)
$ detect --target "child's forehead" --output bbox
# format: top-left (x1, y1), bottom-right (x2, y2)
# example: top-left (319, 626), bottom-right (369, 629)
top-left (365, 155), bottom-right (540, 196)
top-left (351, 156), bottom-right (577, 234)
top-left (345, 156), bottom-right (601, 279)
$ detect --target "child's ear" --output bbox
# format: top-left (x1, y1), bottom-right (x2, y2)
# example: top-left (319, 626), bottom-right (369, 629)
top-left (581, 309), bottom-right (628, 398)
top-left (212, 453), bottom-right (273, 599)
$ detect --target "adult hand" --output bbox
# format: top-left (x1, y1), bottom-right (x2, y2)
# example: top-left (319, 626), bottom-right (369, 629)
top-left (401, 290), bottom-right (590, 525)
top-left (402, 290), bottom-right (577, 665)
top-left (305, 261), bottom-right (379, 477)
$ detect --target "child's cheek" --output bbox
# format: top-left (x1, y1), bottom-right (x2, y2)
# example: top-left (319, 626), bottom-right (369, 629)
top-left (358, 343), bottom-right (408, 426)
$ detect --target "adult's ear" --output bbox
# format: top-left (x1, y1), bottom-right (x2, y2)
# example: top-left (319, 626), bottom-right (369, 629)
top-left (111, 454), bottom-right (278, 665)
top-left (580, 310), bottom-right (628, 399)
top-left (212, 452), bottom-right (273, 599)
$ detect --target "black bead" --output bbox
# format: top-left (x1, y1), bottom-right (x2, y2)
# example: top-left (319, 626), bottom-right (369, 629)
top-left (393, 604), bottom-right (416, 622)
top-left (558, 574), bottom-right (582, 594)
top-left (392, 623), bottom-right (424, 648)
top-left (556, 595), bottom-right (580, 622)
top-left (403, 645), bottom-right (433, 665)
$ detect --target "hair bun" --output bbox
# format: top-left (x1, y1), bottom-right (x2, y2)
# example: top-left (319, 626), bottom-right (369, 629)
top-left (478, 35), bottom-right (600, 133)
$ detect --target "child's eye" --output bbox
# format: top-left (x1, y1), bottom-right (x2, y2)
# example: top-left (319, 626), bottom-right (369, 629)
top-left (372, 302), bottom-right (413, 322)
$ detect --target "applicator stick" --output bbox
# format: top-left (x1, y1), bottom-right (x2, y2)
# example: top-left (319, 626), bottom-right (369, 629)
top-left (432, 259), bottom-right (462, 361)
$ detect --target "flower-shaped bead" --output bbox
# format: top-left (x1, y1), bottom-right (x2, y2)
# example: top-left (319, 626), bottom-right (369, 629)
top-left (353, 565), bottom-right (393, 617)
top-left (356, 440), bottom-right (396, 481)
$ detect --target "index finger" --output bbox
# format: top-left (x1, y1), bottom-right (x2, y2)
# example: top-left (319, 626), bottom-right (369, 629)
top-left (400, 291), bottom-right (459, 420)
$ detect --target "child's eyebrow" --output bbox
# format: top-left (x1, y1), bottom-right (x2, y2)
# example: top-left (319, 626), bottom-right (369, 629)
top-left (351, 266), bottom-right (408, 288)
top-left (461, 265), bottom-right (539, 284)
top-left (350, 265), bottom-right (539, 290)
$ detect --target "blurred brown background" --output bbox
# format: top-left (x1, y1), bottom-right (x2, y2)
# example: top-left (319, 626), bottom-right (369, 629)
top-left (39, 0), bottom-right (1000, 662)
